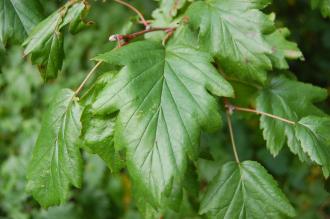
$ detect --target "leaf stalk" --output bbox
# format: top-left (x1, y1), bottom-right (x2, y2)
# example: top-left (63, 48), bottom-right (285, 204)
top-left (109, 27), bottom-right (176, 41)
top-left (74, 61), bottom-right (102, 95)
top-left (225, 102), bottom-right (296, 125)
top-left (226, 109), bottom-right (240, 163)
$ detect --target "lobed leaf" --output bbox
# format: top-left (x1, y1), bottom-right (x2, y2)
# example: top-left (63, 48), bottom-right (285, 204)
top-left (200, 161), bottom-right (296, 219)
top-left (27, 89), bottom-right (83, 207)
top-left (296, 116), bottom-right (330, 177)
top-left (22, 1), bottom-right (88, 81)
top-left (256, 76), bottom-right (328, 165)
top-left (265, 28), bottom-right (304, 69)
top-left (92, 40), bottom-right (233, 207)
top-left (185, 0), bottom-right (274, 84)
top-left (0, 0), bottom-right (43, 46)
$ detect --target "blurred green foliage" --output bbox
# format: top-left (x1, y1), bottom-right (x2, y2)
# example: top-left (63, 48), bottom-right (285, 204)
top-left (0, 0), bottom-right (329, 218)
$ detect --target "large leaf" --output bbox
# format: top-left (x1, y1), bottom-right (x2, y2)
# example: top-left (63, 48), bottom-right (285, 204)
top-left (311, 0), bottom-right (330, 17)
top-left (200, 161), bottom-right (296, 218)
top-left (296, 116), bottom-right (330, 177)
top-left (23, 1), bottom-right (88, 80)
top-left (92, 40), bottom-right (233, 206)
top-left (186, 0), bottom-right (274, 84)
top-left (27, 89), bottom-right (83, 207)
top-left (0, 0), bottom-right (43, 46)
top-left (265, 28), bottom-right (304, 69)
top-left (256, 76), bottom-right (327, 159)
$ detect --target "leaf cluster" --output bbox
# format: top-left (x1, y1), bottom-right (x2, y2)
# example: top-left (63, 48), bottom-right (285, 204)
top-left (1, 0), bottom-right (330, 218)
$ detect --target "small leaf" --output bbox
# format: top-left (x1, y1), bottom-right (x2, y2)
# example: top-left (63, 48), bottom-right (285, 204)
top-left (256, 75), bottom-right (327, 159)
top-left (266, 28), bottom-right (304, 69)
top-left (200, 161), bottom-right (296, 218)
top-left (92, 40), bottom-right (233, 207)
top-left (186, 0), bottom-right (274, 84)
top-left (23, 1), bottom-right (88, 81)
top-left (0, 0), bottom-right (43, 46)
top-left (296, 116), bottom-right (330, 177)
top-left (27, 89), bottom-right (83, 207)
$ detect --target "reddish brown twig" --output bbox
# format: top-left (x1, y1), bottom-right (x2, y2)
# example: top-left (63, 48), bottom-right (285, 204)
top-left (110, 27), bottom-right (176, 41)
top-left (162, 29), bottom-right (175, 45)
top-left (109, 27), bottom-right (177, 46)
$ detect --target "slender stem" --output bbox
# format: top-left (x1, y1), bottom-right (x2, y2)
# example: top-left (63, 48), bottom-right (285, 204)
top-left (111, 27), bottom-right (176, 41)
top-left (123, 27), bottom-right (171, 39)
top-left (226, 110), bottom-right (240, 163)
top-left (114, 0), bottom-right (149, 27)
top-left (109, 27), bottom-right (176, 44)
top-left (233, 106), bottom-right (296, 125)
top-left (75, 61), bottom-right (102, 95)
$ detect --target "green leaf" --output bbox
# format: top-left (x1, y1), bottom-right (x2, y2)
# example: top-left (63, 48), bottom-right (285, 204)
top-left (80, 71), bottom-right (118, 106)
top-left (311, 0), bottom-right (330, 17)
top-left (256, 75), bottom-right (327, 159)
top-left (30, 32), bottom-right (64, 80)
top-left (81, 107), bottom-right (122, 173)
top-left (186, 0), bottom-right (274, 84)
top-left (81, 71), bottom-right (123, 172)
top-left (92, 40), bottom-right (233, 206)
top-left (296, 116), bottom-right (330, 177)
top-left (265, 28), bottom-right (304, 69)
top-left (200, 161), bottom-right (296, 218)
top-left (23, 1), bottom-right (88, 81)
top-left (0, 0), bottom-right (43, 46)
top-left (27, 89), bottom-right (83, 207)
